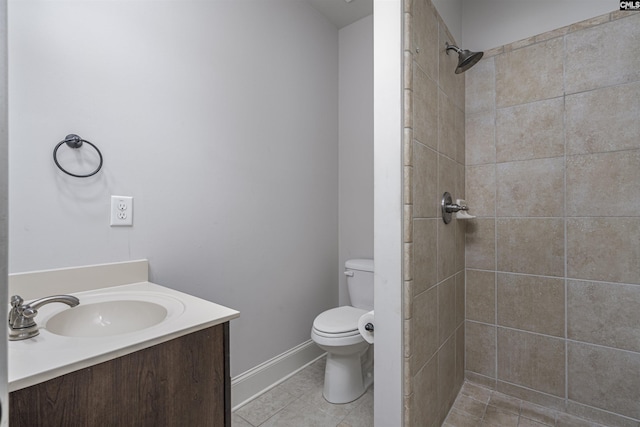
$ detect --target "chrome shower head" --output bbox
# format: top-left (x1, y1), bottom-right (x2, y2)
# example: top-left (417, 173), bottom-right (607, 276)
top-left (445, 42), bottom-right (484, 74)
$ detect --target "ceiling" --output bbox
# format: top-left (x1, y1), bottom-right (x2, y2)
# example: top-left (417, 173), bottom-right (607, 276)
top-left (307, 0), bottom-right (373, 29)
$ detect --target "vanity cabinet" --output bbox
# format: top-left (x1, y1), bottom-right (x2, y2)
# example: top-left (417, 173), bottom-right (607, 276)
top-left (9, 323), bottom-right (230, 427)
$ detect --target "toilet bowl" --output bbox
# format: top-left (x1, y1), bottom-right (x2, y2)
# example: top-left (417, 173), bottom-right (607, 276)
top-left (310, 259), bottom-right (374, 404)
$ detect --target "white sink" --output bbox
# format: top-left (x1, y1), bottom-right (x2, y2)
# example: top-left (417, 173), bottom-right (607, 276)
top-left (41, 292), bottom-right (185, 338)
top-left (46, 300), bottom-right (167, 337)
top-left (9, 281), bottom-right (239, 392)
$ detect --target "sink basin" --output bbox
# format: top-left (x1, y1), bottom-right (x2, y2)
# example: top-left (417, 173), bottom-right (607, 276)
top-left (39, 292), bottom-right (186, 338)
top-left (46, 300), bottom-right (167, 337)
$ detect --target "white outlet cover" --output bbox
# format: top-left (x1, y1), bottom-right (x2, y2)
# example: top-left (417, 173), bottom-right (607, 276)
top-left (110, 195), bottom-right (133, 226)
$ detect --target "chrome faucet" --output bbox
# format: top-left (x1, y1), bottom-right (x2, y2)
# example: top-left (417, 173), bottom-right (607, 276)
top-left (8, 294), bottom-right (80, 341)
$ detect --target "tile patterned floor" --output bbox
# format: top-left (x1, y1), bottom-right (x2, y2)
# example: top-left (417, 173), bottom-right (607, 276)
top-left (443, 382), bottom-right (609, 427)
top-left (233, 357), bottom-right (374, 427)
top-left (233, 359), bottom-right (607, 427)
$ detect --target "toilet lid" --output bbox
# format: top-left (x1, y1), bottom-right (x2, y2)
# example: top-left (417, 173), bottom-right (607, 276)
top-left (313, 306), bottom-right (368, 334)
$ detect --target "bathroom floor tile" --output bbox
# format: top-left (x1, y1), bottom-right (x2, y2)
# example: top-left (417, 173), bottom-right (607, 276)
top-left (233, 356), bottom-right (374, 427)
top-left (232, 413), bottom-right (255, 427)
top-left (235, 387), bottom-right (298, 426)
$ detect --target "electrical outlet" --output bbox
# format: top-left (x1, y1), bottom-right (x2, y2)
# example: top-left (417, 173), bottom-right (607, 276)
top-left (110, 196), bottom-right (133, 226)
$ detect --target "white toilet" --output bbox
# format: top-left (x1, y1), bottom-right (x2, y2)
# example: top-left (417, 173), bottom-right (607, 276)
top-left (311, 259), bottom-right (374, 404)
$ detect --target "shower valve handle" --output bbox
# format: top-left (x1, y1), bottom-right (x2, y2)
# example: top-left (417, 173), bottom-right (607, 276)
top-left (444, 203), bottom-right (468, 213)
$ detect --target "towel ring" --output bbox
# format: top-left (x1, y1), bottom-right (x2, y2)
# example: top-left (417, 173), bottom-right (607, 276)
top-left (53, 134), bottom-right (103, 178)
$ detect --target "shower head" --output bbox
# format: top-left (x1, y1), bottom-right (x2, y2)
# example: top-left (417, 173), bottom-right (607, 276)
top-left (445, 42), bottom-right (484, 74)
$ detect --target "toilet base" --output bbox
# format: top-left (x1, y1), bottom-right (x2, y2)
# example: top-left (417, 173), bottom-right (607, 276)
top-left (322, 343), bottom-right (371, 404)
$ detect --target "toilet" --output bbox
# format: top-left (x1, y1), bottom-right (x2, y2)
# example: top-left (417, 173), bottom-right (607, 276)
top-left (311, 259), bottom-right (374, 404)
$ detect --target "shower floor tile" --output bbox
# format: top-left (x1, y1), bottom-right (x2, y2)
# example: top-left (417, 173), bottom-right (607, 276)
top-left (233, 356), bottom-right (374, 427)
top-left (444, 382), bottom-right (611, 427)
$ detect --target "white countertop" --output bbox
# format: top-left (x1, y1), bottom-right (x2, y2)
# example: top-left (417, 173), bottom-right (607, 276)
top-left (8, 281), bottom-right (240, 392)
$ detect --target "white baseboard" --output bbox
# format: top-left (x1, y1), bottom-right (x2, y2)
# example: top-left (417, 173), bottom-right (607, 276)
top-left (231, 340), bottom-right (325, 411)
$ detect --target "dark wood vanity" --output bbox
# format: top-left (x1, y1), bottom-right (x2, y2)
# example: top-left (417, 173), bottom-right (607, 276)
top-left (9, 323), bottom-right (230, 427)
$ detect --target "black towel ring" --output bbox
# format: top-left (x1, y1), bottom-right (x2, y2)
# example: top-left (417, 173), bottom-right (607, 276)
top-left (53, 134), bottom-right (103, 178)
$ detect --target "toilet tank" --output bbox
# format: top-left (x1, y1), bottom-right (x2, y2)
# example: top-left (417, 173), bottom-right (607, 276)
top-left (345, 259), bottom-right (374, 311)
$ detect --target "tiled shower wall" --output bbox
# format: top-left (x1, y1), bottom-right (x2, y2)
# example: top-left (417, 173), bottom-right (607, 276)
top-left (402, 0), bottom-right (466, 425)
top-left (464, 11), bottom-right (640, 427)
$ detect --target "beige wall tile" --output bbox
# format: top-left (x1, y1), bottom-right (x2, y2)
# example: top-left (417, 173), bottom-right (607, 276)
top-left (568, 14), bottom-right (610, 32)
top-left (465, 371), bottom-right (496, 390)
top-left (413, 141), bottom-right (438, 218)
top-left (404, 242), bottom-right (413, 282)
top-left (404, 165), bottom-right (413, 205)
top-left (505, 36), bottom-right (537, 52)
top-left (455, 216), bottom-right (466, 273)
top-left (404, 12), bottom-right (412, 53)
top-left (413, 218), bottom-right (438, 294)
top-left (568, 280), bottom-right (640, 353)
top-left (497, 218), bottom-right (564, 277)
top-left (566, 400), bottom-right (640, 427)
top-left (411, 354), bottom-right (439, 427)
top-left (412, 285), bottom-right (438, 373)
top-left (404, 127), bottom-right (413, 166)
top-left (439, 153), bottom-right (458, 202)
top-left (404, 89), bottom-right (413, 129)
top-left (455, 161), bottom-right (466, 207)
top-left (466, 269), bottom-right (495, 324)
top-left (412, 0), bottom-right (438, 82)
top-left (466, 111), bottom-right (496, 166)
top-left (567, 150), bottom-right (640, 217)
top-left (495, 38), bottom-right (564, 108)
top-left (439, 93), bottom-right (466, 166)
top-left (466, 321), bottom-right (496, 378)
top-left (455, 107), bottom-right (465, 165)
top-left (497, 273), bottom-right (565, 337)
top-left (439, 90), bottom-right (458, 162)
top-left (466, 164), bottom-right (496, 217)
top-left (465, 219), bottom-right (495, 270)
top-left (567, 217), bottom-right (640, 285)
top-left (404, 204), bottom-right (413, 243)
top-left (568, 341), bottom-right (640, 420)
top-left (455, 324), bottom-right (465, 390)
top-left (404, 51), bottom-right (413, 91)
top-left (455, 272), bottom-right (465, 328)
top-left (465, 57), bottom-right (495, 115)
top-left (438, 276), bottom-right (457, 345)
top-left (565, 13), bottom-right (640, 94)
top-left (497, 328), bottom-right (565, 397)
top-left (496, 157), bottom-right (564, 217)
top-left (404, 280), bottom-right (413, 320)
top-left (438, 218), bottom-right (457, 282)
top-left (496, 381), bottom-right (566, 412)
top-left (413, 65), bottom-right (438, 150)
top-left (438, 335), bottom-right (457, 422)
top-left (439, 25), bottom-right (465, 111)
top-left (496, 97), bottom-right (564, 162)
top-left (403, 0), bottom-right (413, 15)
top-left (565, 81), bottom-right (640, 155)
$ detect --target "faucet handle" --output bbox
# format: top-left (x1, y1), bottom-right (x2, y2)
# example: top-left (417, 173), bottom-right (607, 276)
top-left (10, 295), bottom-right (23, 308)
top-left (21, 307), bottom-right (37, 318)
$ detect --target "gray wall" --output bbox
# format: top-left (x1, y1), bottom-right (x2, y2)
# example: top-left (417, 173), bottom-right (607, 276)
top-left (8, 0), bottom-right (339, 377)
top-left (0, 0), bottom-right (8, 423)
top-left (460, 0), bottom-right (618, 51)
top-left (338, 15), bottom-right (373, 306)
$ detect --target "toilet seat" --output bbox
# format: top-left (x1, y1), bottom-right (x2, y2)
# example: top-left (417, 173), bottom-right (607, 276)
top-left (313, 306), bottom-right (367, 335)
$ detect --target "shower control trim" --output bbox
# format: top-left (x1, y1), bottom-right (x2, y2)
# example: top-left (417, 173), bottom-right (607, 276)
top-left (441, 192), bottom-right (468, 224)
